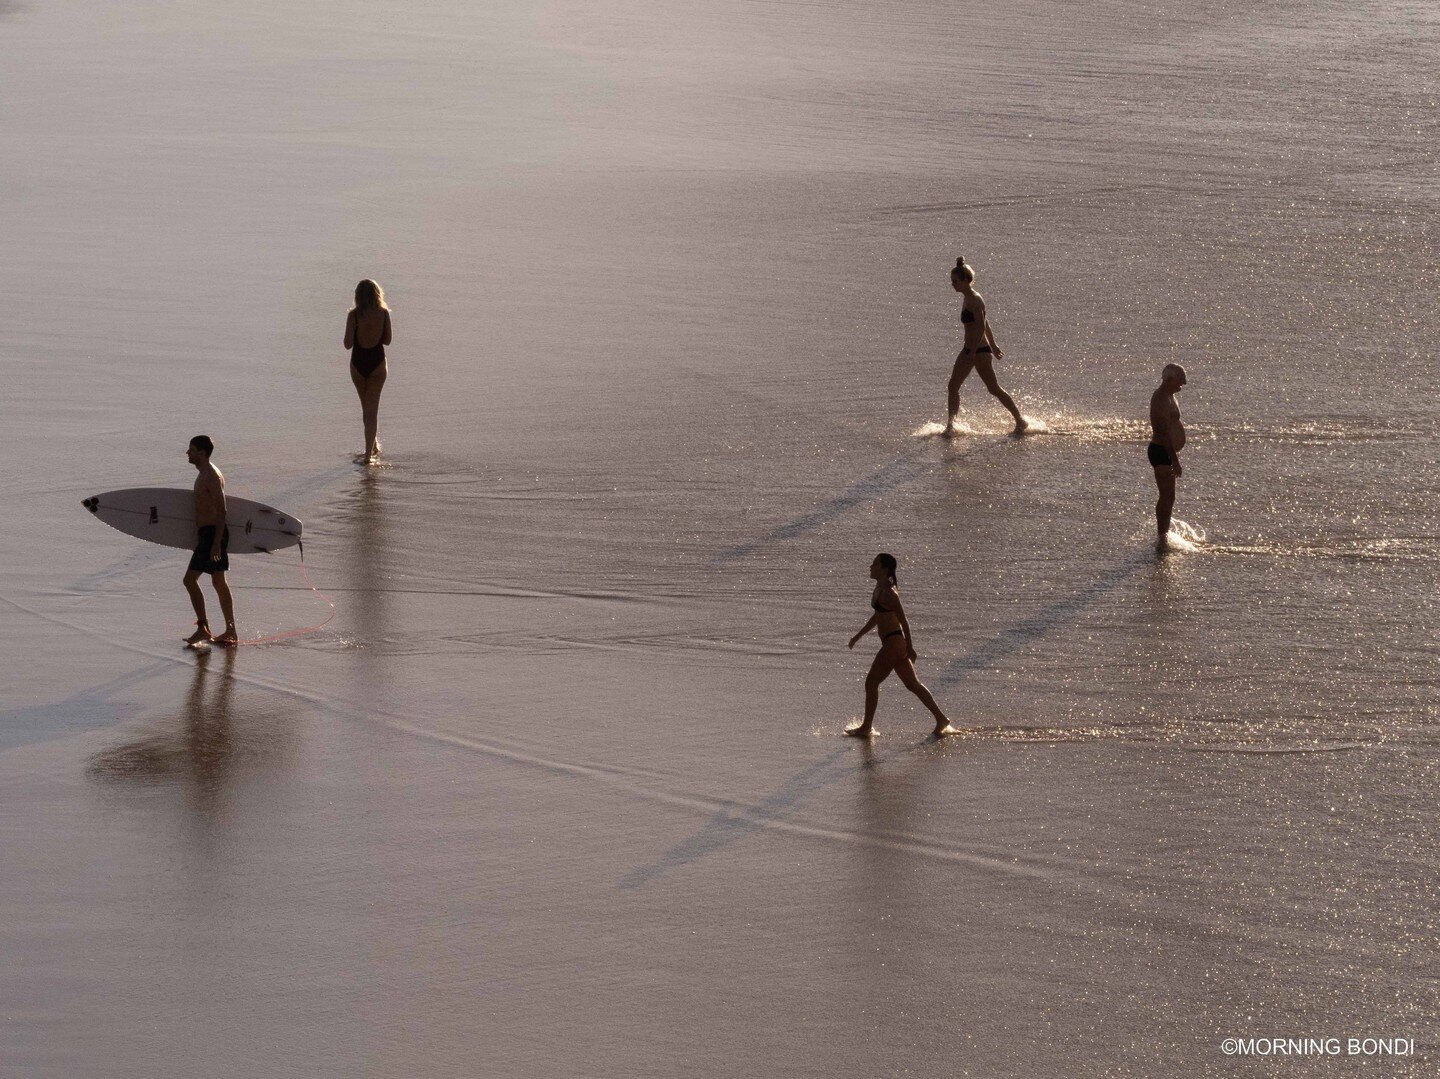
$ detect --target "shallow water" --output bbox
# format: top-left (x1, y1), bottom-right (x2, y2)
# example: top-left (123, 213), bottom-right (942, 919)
top-left (1, 0), bottom-right (1437, 1074)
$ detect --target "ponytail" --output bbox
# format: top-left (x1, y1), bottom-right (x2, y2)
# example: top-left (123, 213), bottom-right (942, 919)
top-left (877, 552), bottom-right (898, 585)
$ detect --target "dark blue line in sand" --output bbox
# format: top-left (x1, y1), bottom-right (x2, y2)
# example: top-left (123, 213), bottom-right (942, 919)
top-left (619, 748), bottom-right (855, 890)
top-left (711, 451), bottom-right (927, 565)
top-left (622, 555), bottom-right (1148, 888)
top-left (932, 555), bottom-right (1150, 689)
top-left (711, 438), bottom-right (1010, 566)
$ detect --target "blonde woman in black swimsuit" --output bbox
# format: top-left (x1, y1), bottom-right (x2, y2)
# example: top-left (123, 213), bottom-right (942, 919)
top-left (846, 553), bottom-right (953, 738)
top-left (946, 257), bottom-right (1028, 435)
top-left (345, 279), bottom-right (392, 463)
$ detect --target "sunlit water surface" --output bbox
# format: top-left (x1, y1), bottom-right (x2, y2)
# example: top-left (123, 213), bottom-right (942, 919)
top-left (1, 0), bottom-right (1436, 1074)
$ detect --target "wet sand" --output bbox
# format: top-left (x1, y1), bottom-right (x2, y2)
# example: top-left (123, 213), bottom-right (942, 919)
top-left (2, 0), bottom-right (1437, 1074)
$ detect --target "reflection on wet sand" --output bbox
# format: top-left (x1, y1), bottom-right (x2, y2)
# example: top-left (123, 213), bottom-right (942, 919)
top-left (346, 466), bottom-right (391, 660)
top-left (850, 738), bottom-right (947, 904)
top-left (86, 647), bottom-right (296, 834)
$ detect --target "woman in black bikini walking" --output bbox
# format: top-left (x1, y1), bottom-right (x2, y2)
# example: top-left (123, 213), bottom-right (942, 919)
top-left (345, 279), bottom-right (392, 464)
top-left (846, 553), bottom-right (953, 738)
top-left (946, 257), bottom-right (1027, 435)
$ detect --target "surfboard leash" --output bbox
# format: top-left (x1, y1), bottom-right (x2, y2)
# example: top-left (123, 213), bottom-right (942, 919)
top-left (230, 540), bottom-right (336, 647)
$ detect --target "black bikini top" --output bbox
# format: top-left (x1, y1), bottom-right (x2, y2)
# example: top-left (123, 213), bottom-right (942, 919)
top-left (960, 306), bottom-right (975, 324)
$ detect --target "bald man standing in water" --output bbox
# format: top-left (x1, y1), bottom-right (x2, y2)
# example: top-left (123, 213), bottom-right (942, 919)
top-left (1148, 363), bottom-right (1188, 550)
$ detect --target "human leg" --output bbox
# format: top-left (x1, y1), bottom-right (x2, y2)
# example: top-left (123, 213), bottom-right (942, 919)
top-left (893, 656), bottom-right (951, 733)
top-left (362, 365), bottom-right (386, 459)
top-left (847, 646), bottom-right (897, 736)
top-left (947, 355), bottom-right (974, 429)
top-left (350, 365), bottom-right (380, 459)
top-left (1153, 467), bottom-right (1176, 545)
top-left (210, 572), bottom-right (237, 642)
top-left (973, 355), bottom-right (1024, 428)
top-left (183, 569), bottom-right (211, 643)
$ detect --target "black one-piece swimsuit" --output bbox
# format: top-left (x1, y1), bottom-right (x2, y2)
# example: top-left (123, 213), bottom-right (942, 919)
top-left (351, 311), bottom-right (388, 377)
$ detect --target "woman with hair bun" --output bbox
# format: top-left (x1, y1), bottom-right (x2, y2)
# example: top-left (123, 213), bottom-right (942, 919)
top-left (344, 279), bottom-right (392, 464)
top-left (846, 552), bottom-right (953, 737)
top-left (946, 257), bottom-right (1028, 435)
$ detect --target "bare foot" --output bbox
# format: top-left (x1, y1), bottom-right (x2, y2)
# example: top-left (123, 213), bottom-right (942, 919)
top-left (212, 628), bottom-right (239, 647)
top-left (941, 423), bottom-right (958, 439)
top-left (1013, 417), bottom-right (1030, 435)
top-left (844, 724), bottom-right (875, 738)
top-left (184, 625), bottom-right (213, 646)
top-left (932, 722), bottom-right (957, 738)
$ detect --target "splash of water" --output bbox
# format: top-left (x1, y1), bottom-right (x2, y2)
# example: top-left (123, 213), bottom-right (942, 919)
top-left (1162, 519), bottom-right (1207, 552)
top-left (962, 411), bottom-right (1154, 442)
top-left (912, 419), bottom-right (975, 438)
top-left (1170, 519), bottom-right (1206, 542)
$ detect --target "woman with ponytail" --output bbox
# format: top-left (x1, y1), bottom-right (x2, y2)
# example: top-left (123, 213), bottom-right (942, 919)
top-left (846, 553), bottom-right (953, 737)
top-left (344, 279), bottom-right (392, 463)
top-left (946, 257), bottom-right (1028, 435)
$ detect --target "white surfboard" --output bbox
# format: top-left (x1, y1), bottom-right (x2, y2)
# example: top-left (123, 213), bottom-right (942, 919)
top-left (82, 488), bottom-right (303, 555)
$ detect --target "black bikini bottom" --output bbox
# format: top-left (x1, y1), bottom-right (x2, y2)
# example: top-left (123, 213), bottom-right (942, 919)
top-left (352, 350), bottom-right (385, 378)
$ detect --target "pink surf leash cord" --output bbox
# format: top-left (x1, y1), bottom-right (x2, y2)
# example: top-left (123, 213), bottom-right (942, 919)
top-left (189, 541), bottom-right (335, 647)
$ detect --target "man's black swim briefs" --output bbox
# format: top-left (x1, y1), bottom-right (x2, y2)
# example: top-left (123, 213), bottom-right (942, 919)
top-left (188, 525), bottom-right (230, 573)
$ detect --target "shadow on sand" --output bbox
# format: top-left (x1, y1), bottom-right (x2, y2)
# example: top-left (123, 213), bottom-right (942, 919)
top-left (621, 553), bottom-right (1151, 888)
top-left (932, 554), bottom-right (1150, 689)
top-left (711, 438), bottom-right (1015, 566)
top-left (0, 659), bottom-right (171, 752)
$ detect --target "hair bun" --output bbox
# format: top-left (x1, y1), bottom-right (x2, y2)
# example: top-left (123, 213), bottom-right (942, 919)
top-left (955, 257), bottom-right (967, 269)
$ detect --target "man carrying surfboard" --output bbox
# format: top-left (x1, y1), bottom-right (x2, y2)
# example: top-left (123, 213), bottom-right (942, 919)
top-left (183, 435), bottom-right (238, 646)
